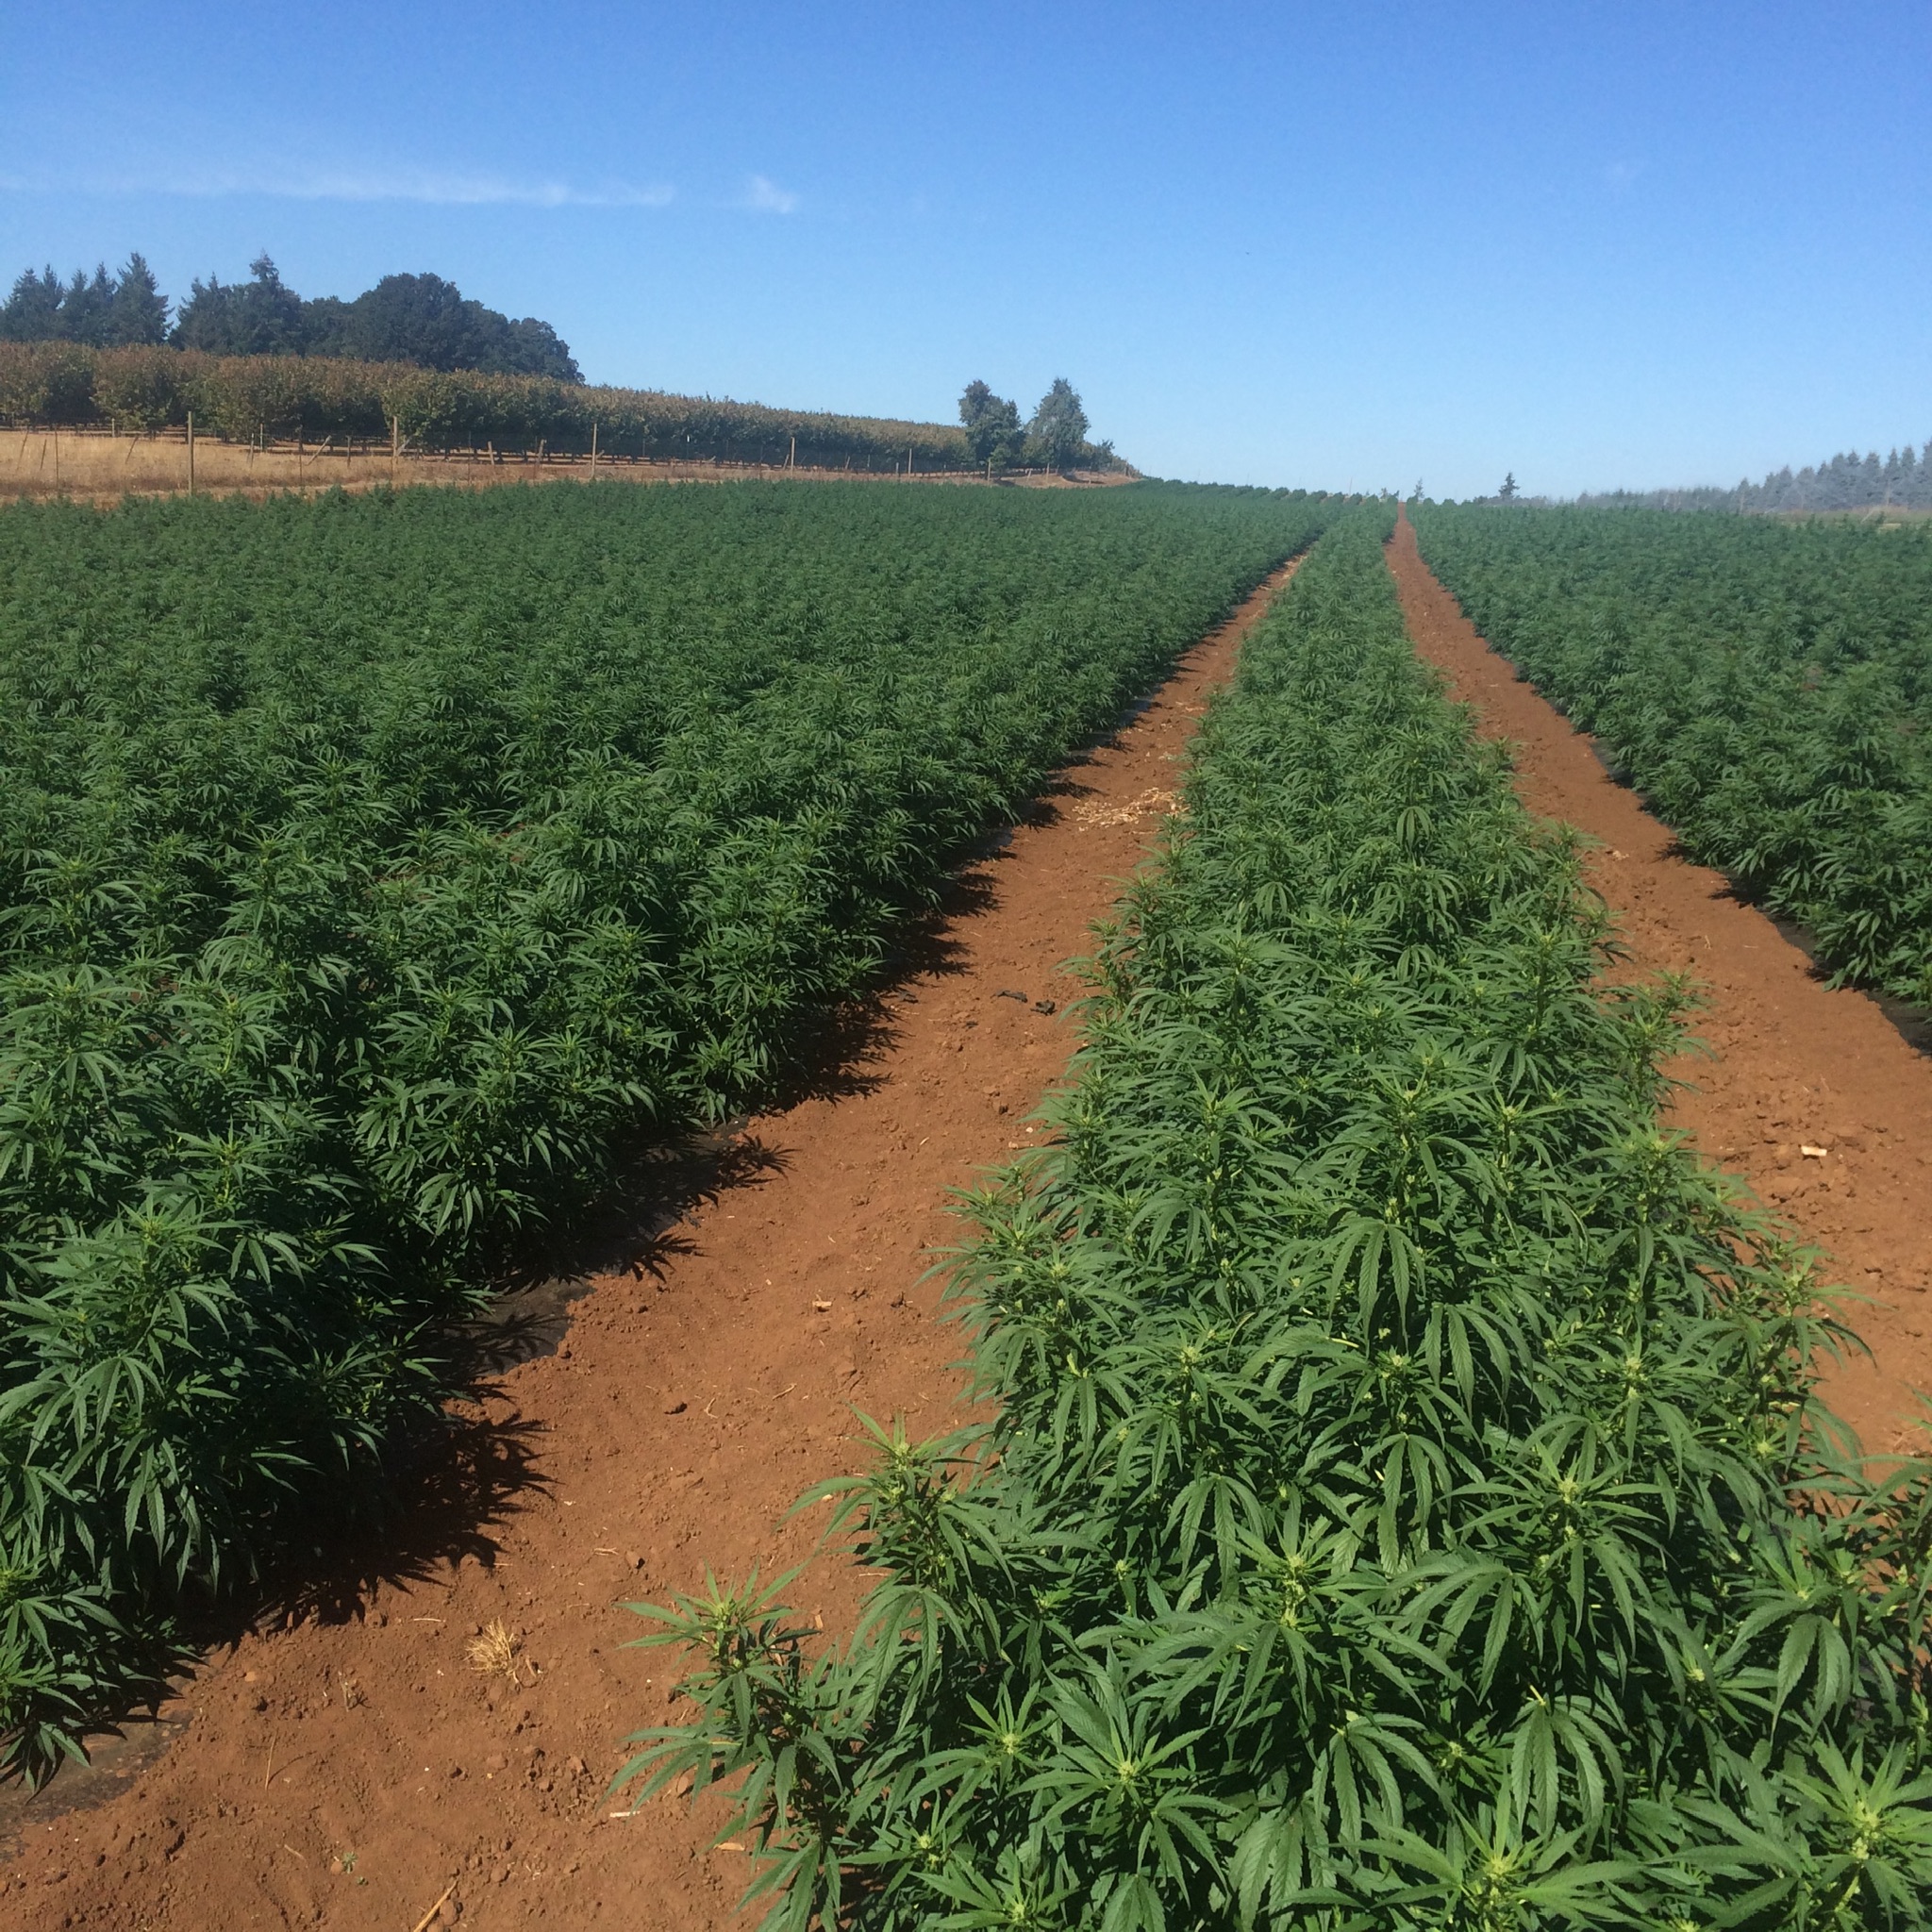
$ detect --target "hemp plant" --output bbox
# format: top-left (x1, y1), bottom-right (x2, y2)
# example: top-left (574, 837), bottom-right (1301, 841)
top-left (622, 512), bottom-right (1932, 1930)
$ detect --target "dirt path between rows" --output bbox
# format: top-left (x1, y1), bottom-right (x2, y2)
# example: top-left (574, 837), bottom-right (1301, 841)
top-left (0, 560), bottom-right (1302, 1932)
top-left (1387, 510), bottom-right (1932, 1449)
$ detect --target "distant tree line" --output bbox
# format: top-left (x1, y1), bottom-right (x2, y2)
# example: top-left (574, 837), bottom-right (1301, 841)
top-left (0, 253), bottom-right (580, 382)
top-left (0, 254), bottom-right (170, 348)
top-left (959, 375), bottom-right (1118, 473)
top-left (0, 261), bottom-right (1130, 472)
top-left (1565, 441), bottom-right (1932, 514)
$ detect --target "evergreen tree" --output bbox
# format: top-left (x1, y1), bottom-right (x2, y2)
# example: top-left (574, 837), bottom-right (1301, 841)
top-left (172, 255), bottom-right (308, 357)
top-left (58, 265), bottom-right (117, 346)
top-left (0, 257), bottom-right (169, 345)
top-left (0, 266), bottom-right (66, 341)
top-left (5, 248), bottom-right (578, 377)
top-left (106, 254), bottom-right (169, 345)
top-left (1025, 375), bottom-right (1089, 470)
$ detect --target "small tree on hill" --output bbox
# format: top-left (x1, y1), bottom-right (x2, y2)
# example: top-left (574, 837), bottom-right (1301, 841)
top-left (1027, 376), bottom-right (1089, 471)
top-left (1498, 471), bottom-right (1519, 501)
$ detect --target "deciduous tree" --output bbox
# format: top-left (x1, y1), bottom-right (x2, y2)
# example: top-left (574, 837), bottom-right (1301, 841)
top-left (308, 271), bottom-right (580, 380)
top-left (958, 379), bottom-right (1024, 468)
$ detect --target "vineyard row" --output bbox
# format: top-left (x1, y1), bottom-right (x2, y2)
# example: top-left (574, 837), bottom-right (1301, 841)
top-left (0, 341), bottom-right (1124, 473)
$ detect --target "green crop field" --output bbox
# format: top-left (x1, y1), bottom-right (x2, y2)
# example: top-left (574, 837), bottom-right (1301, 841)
top-left (0, 477), bottom-right (1341, 1770)
top-left (1409, 505), bottom-right (1932, 1008)
top-left (625, 513), bottom-right (1932, 1929)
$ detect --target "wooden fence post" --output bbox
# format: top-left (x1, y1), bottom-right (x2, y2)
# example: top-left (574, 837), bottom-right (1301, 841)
top-left (187, 411), bottom-right (195, 494)
top-left (390, 414), bottom-right (399, 487)
top-left (590, 420), bottom-right (598, 480)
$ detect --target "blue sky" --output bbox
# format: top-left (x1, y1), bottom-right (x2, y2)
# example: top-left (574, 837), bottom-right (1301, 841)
top-left (2, 1), bottom-right (1926, 496)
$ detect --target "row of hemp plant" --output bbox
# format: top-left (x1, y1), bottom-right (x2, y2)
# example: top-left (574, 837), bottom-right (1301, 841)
top-left (621, 508), bottom-right (1932, 1929)
top-left (0, 479), bottom-right (1343, 1775)
top-left (1409, 503), bottom-right (1932, 1008)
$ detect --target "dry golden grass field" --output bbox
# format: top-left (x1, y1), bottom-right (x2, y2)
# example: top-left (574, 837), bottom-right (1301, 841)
top-left (0, 427), bottom-right (1132, 505)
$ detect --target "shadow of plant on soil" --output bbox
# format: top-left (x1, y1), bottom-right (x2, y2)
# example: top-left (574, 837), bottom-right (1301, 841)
top-left (0, 803), bottom-right (1035, 1828)
top-left (2, 697), bottom-right (1181, 1846)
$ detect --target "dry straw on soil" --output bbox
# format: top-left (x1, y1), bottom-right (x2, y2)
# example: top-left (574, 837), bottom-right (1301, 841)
top-left (0, 427), bottom-right (1133, 507)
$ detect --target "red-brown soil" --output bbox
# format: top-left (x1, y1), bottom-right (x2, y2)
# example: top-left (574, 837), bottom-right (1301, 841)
top-left (0, 563), bottom-right (1300, 1932)
top-left (1388, 510), bottom-right (1932, 1448)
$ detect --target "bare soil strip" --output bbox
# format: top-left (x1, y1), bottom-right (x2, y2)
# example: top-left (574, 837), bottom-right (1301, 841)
top-left (1387, 512), bottom-right (1932, 1449)
top-left (0, 561), bottom-right (1299, 1931)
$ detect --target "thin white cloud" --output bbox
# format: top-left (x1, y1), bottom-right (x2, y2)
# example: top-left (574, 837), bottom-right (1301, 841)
top-left (0, 163), bottom-right (675, 208)
top-left (741, 173), bottom-right (799, 214)
top-left (284, 169), bottom-right (675, 208)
